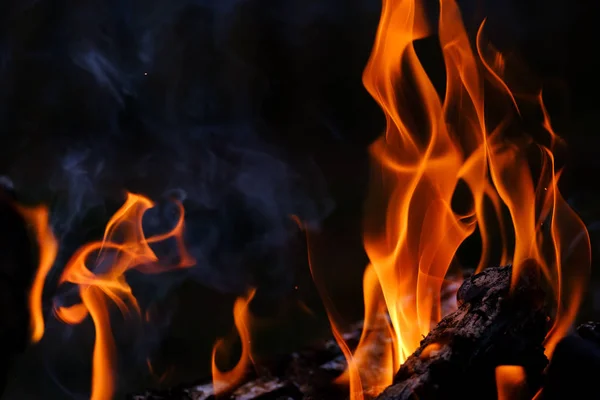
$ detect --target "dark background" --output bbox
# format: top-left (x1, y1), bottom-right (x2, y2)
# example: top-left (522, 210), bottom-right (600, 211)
top-left (0, 0), bottom-right (599, 398)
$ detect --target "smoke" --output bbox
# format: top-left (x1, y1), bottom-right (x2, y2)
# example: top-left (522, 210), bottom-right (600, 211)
top-left (0, 0), bottom-right (341, 287)
top-left (0, 0), bottom-right (387, 397)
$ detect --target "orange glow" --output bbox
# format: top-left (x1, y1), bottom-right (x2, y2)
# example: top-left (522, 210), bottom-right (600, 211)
top-left (211, 289), bottom-right (256, 395)
top-left (22, 192), bottom-right (195, 400)
top-left (495, 365), bottom-right (527, 400)
top-left (333, 264), bottom-right (394, 399)
top-left (419, 342), bottom-right (442, 360)
top-left (322, 0), bottom-right (591, 397)
top-left (16, 205), bottom-right (58, 343)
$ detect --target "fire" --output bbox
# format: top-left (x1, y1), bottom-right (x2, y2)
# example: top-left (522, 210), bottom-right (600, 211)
top-left (333, 264), bottom-right (394, 397)
top-left (211, 289), bottom-right (256, 395)
top-left (13, 1), bottom-right (592, 398)
top-left (324, 0), bottom-right (591, 397)
top-left (16, 205), bottom-right (58, 343)
top-left (495, 365), bottom-right (527, 400)
top-left (20, 192), bottom-right (195, 400)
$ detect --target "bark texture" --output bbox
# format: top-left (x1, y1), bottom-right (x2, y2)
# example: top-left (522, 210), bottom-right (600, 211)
top-left (375, 265), bottom-right (551, 400)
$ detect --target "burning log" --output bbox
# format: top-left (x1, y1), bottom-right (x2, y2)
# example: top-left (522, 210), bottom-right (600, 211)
top-left (130, 266), bottom-right (553, 400)
top-left (129, 324), bottom-right (364, 400)
top-left (128, 323), bottom-right (362, 400)
top-left (375, 265), bottom-right (551, 400)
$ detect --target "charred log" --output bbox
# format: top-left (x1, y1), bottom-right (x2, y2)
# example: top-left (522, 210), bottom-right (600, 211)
top-left (375, 265), bottom-right (551, 400)
top-left (130, 266), bottom-right (551, 400)
top-left (128, 325), bottom-right (362, 400)
top-left (539, 321), bottom-right (600, 400)
top-left (130, 377), bottom-right (304, 400)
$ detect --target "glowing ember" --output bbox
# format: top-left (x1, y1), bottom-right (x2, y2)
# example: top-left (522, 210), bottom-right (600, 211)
top-left (319, 0), bottom-right (591, 397)
top-left (495, 365), bottom-right (527, 400)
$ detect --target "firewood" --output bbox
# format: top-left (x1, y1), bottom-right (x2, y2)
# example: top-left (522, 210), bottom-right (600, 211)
top-left (128, 325), bottom-right (363, 400)
top-left (375, 265), bottom-right (552, 400)
top-left (128, 377), bottom-right (303, 400)
top-left (128, 273), bottom-right (466, 400)
top-left (538, 321), bottom-right (600, 400)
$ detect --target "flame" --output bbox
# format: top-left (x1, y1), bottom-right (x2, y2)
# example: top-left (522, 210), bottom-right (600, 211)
top-left (333, 264), bottom-right (394, 399)
top-left (495, 365), bottom-right (527, 400)
top-left (292, 214), bottom-right (366, 398)
top-left (320, 0), bottom-right (591, 397)
top-left (16, 205), bottom-right (59, 343)
top-left (211, 288), bottom-right (256, 395)
top-left (22, 192), bottom-right (195, 400)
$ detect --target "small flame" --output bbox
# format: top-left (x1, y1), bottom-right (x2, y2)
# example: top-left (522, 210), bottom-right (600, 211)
top-left (22, 192), bottom-right (195, 400)
top-left (211, 289), bottom-right (256, 395)
top-left (495, 365), bottom-right (527, 400)
top-left (16, 205), bottom-right (58, 343)
top-left (294, 214), bottom-right (366, 398)
top-left (316, 0), bottom-right (591, 397)
top-left (146, 358), bottom-right (173, 384)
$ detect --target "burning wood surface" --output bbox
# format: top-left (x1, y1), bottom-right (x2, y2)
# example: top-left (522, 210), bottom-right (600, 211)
top-left (126, 270), bottom-right (469, 399)
top-left (128, 265), bottom-right (569, 400)
top-left (376, 265), bottom-right (550, 400)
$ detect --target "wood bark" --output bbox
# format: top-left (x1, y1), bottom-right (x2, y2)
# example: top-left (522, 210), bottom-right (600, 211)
top-left (375, 265), bottom-right (551, 400)
top-left (130, 266), bottom-right (552, 400)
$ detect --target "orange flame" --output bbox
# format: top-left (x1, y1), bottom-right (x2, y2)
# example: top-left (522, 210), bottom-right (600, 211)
top-left (293, 214), bottom-right (366, 399)
top-left (334, 264), bottom-right (394, 399)
top-left (495, 365), bottom-right (527, 400)
top-left (22, 192), bottom-right (195, 400)
top-left (321, 0), bottom-right (591, 397)
top-left (16, 205), bottom-right (58, 343)
top-left (211, 288), bottom-right (256, 395)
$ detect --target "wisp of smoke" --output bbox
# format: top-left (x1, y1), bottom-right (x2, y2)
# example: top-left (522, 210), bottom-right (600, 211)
top-left (0, 0), bottom-right (371, 397)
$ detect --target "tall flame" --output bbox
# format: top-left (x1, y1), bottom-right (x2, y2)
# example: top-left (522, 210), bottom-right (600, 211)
top-left (326, 0), bottom-right (591, 397)
top-left (21, 192), bottom-right (195, 400)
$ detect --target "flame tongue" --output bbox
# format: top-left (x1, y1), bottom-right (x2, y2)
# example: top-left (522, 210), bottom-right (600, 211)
top-left (211, 289), bottom-right (256, 396)
top-left (327, 0), bottom-right (592, 397)
top-left (16, 205), bottom-right (58, 343)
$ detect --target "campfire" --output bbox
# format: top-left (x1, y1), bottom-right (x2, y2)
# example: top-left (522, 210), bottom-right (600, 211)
top-left (1, 0), bottom-right (598, 399)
